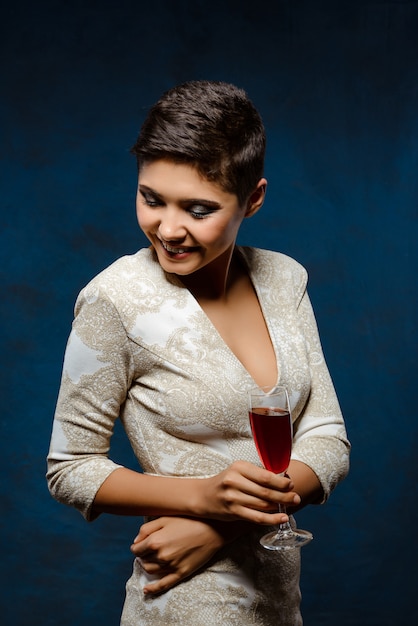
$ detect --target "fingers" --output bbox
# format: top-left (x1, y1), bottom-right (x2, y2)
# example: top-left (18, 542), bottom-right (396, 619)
top-left (131, 517), bottom-right (223, 596)
top-left (234, 460), bottom-right (293, 490)
top-left (140, 561), bottom-right (160, 574)
top-left (131, 534), bottom-right (157, 558)
top-left (231, 506), bottom-right (289, 526)
top-left (223, 460), bottom-right (291, 496)
top-left (143, 571), bottom-right (183, 596)
top-left (132, 518), bottom-right (164, 544)
top-left (228, 475), bottom-right (300, 508)
top-left (212, 461), bottom-right (301, 522)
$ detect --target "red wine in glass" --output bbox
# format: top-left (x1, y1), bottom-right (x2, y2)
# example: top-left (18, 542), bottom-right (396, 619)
top-left (249, 407), bottom-right (292, 474)
top-left (248, 385), bottom-right (313, 550)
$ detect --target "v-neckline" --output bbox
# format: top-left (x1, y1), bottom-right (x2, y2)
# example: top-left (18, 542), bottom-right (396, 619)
top-left (164, 246), bottom-right (280, 388)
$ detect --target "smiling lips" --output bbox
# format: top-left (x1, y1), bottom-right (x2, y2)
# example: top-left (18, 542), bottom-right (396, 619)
top-left (160, 239), bottom-right (197, 255)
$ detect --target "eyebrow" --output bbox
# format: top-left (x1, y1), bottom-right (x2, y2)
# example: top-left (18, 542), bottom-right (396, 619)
top-left (138, 184), bottom-right (222, 208)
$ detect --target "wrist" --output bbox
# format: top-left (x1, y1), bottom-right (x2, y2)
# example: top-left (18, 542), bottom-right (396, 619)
top-left (186, 477), bottom-right (211, 518)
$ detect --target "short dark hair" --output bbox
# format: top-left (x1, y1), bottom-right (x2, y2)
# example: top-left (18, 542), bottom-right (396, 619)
top-left (131, 80), bottom-right (266, 205)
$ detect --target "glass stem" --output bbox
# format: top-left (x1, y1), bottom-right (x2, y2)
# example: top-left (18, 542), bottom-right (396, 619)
top-left (277, 503), bottom-right (294, 534)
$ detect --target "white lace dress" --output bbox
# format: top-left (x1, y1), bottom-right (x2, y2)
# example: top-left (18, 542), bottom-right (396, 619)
top-left (47, 246), bottom-right (350, 625)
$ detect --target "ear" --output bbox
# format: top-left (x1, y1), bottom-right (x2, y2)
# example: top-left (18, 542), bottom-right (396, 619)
top-left (245, 178), bottom-right (267, 218)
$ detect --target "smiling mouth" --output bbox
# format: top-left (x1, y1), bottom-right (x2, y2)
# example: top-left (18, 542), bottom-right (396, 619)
top-left (160, 239), bottom-right (196, 255)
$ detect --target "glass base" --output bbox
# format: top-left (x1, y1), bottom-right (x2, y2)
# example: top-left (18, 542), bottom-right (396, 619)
top-left (260, 527), bottom-right (313, 551)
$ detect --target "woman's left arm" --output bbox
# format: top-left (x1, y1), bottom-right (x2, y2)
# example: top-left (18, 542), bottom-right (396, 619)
top-left (130, 516), bottom-right (251, 595)
top-left (130, 462), bottom-right (321, 596)
top-left (286, 459), bottom-right (323, 512)
top-left (290, 289), bottom-right (351, 504)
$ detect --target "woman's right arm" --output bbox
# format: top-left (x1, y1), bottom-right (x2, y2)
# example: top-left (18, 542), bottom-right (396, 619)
top-left (92, 462), bottom-right (299, 524)
top-left (48, 282), bottom-right (298, 525)
top-left (93, 467), bottom-right (298, 595)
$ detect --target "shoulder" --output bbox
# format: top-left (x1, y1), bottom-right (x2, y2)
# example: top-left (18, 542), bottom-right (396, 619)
top-left (73, 248), bottom-right (189, 332)
top-left (84, 247), bottom-right (156, 287)
top-left (78, 248), bottom-right (161, 297)
top-left (74, 248), bottom-right (163, 313)
top-left (238, 246), bottom-right (308, 300)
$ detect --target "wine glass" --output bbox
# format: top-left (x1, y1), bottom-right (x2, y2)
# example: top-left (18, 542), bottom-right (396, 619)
top-left (248, 384), bottom-right (313, 550)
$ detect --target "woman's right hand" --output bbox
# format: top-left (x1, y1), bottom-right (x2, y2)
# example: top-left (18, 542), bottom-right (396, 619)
top-left (92, 461), bottom-right (300, 523)
top-left (197, 460), bottom-right (301, 525)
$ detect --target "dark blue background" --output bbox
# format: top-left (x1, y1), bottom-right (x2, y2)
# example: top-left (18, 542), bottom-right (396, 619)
top-left (1, 1), bottom-right (417, 624)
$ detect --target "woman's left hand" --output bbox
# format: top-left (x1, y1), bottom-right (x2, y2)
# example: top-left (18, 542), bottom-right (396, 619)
top-left (131, 516), bottom-right (225, 595)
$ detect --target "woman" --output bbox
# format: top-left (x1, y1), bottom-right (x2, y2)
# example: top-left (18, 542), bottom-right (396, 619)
top-left (47, 80), bottom-right (350, 625)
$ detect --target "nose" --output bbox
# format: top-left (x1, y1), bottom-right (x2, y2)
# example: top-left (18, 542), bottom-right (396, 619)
top-left (158, 207), bottom-right (187, 241)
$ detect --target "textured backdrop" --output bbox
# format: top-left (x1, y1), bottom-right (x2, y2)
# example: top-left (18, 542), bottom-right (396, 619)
top-left (1, 1), bottom-right (417, 624)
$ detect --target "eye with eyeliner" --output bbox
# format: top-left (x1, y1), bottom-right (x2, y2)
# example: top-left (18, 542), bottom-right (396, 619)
top-left (138, 186), bottom-right (220, 219)
top-left (139, 189), bottom-right (162, 207)
top-left (186, 203), bottom-right (217, 219)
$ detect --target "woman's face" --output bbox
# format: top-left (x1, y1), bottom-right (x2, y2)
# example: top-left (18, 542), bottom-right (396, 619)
top-left (136, 160), bottom-right (265, 277)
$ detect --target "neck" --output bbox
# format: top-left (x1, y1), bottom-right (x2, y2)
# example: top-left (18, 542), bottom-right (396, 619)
top-left (180, 246), bottom-right (240, 302)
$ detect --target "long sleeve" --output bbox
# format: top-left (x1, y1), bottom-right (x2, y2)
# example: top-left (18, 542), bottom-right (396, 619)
top-left (47, 282), bottom-right (134, 520)
top-left (290, 288), bottom-right (350, 502)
